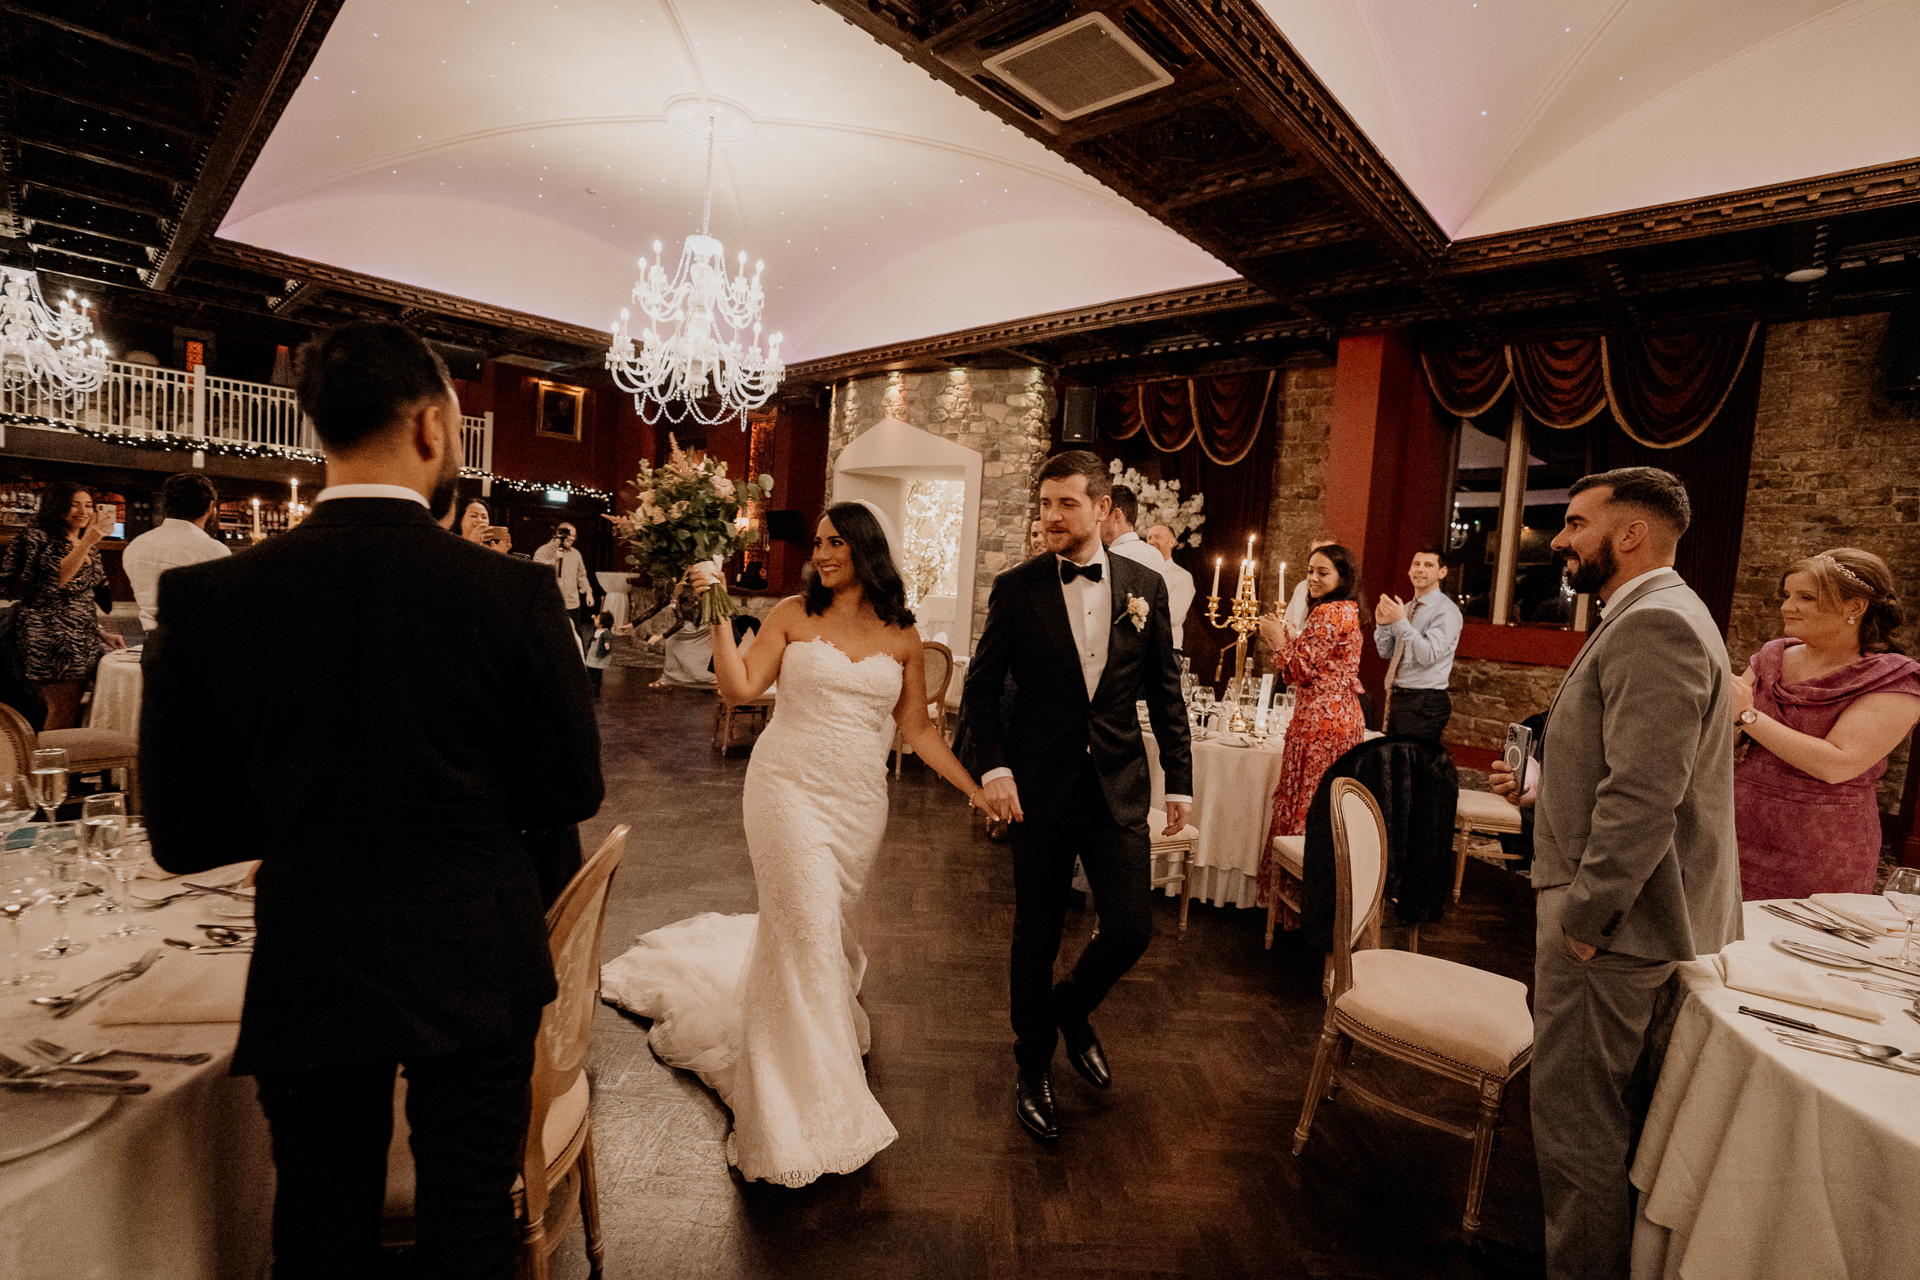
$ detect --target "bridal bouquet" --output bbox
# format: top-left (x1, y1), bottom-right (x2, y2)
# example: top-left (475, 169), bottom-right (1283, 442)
top-left (612, 434), bottom-right (773, 624)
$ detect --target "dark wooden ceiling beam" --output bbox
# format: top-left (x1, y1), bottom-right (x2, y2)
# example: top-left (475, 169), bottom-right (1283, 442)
top-left (13, 134), bottom-right (188, 184)
top-left (0, 4), bottom-right (239, 83)
top-left (150, 1), bottom-right (343, 292)
top-left (268, 278), bottom-right (324, 318)
top-left (22, 216), bottom-right (160, 251)
top-left (19, 178), bottom-right (167, 220)
top-left (0, 76), bottom-right (214, 144)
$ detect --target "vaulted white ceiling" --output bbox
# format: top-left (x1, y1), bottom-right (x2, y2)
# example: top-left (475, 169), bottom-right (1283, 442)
top-left (220, 0), bottom-right (1234, 363)
top-left (1259, 0), bottom-right (1920, 239)
top-left (223, 0), bottom-right (1920, 363)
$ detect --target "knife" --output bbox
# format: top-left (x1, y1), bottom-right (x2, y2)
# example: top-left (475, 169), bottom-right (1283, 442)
top-left (0, 1077), bottom-right (151, 1095)
top-left (0, 1050), bottom-right (139, 1082)
top-left (53, 948), bottom-right (162, 1020)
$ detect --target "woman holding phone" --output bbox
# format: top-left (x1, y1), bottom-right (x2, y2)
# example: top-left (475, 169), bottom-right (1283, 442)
top-left (0, 481), bottom-right (126, 728)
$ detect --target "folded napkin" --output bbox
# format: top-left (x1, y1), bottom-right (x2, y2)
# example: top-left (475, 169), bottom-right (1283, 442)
top-left (1716, 938), bottom-right (1883, 1022)
top-left (1809, 893), bottom-right (1908, 936)
top-left (96, 952), bottom-right (248, 1025)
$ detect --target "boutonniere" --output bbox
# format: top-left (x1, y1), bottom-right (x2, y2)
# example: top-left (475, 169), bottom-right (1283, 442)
top-left (1123, 593), bottom-right (1149, 632)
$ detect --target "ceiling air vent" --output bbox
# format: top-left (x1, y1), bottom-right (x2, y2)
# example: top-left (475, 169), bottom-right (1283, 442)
top-left (981, 13), bottom-right (1174, 121)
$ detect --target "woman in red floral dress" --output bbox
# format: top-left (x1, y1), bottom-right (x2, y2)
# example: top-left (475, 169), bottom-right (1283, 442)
top-left (1257, 544), bottom-right (1366, 916)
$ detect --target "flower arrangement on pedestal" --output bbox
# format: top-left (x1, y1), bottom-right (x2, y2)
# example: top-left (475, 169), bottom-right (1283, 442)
top-left (610, 434), bottom-right (772, 624)
top-left (1107, 460), bottom-right (1206, 548)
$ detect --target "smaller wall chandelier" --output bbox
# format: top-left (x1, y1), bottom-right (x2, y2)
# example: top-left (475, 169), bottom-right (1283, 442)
top-left (0, 266), bottom-right (109, 403)
top-left (607, 115), bottom-right (783, 430)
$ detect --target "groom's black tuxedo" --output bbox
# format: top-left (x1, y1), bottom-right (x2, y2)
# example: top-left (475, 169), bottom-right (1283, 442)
top-left (961, 550), bottom-right (1193, 818)
top-left (961, 547), bottom-right (1192, 1074)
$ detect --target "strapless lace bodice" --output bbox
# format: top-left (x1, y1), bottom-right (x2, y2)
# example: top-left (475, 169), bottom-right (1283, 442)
top-left (753, 639), bottom-right (903, 787)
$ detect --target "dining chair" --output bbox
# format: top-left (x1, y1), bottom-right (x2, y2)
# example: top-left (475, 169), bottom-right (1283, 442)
top-left (1147, 807), bottom-right (1198, 939)
top-left (889, 640), bottom-right (954, 777)
top-left (1453, 788), bottom-right (1525, 902)
top-left (0, 701), bottom-right (141, 812)
top-left (1290, 780), bottom-right (1533, 1241)
top-left (384, 823), bottom-right (629, 1278)
top-left (712, 626), bottom-right (775, 754)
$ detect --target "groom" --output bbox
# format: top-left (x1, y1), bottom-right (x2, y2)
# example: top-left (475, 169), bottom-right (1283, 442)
top-left (962, 450), bottom-right (1193, 1141)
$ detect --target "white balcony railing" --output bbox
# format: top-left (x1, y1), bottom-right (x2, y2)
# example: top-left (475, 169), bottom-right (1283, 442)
top-left (0, 362), bottom-right (494, 474)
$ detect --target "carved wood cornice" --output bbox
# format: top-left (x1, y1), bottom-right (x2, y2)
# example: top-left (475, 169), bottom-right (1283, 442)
top-left (1441, 158), bottom-right (1920, 275)
top-left (201, 239), bottom-right (611, 349)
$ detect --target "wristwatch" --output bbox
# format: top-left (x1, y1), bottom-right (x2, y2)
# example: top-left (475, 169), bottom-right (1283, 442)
top-left (1736, 709), bottom-right (1758, 727)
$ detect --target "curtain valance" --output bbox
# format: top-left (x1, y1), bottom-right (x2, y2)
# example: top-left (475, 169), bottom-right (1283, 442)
top-left (1102, 371), bottom-right (1275, 466)
top-left (1421, 324), bottom-right (1758, 448)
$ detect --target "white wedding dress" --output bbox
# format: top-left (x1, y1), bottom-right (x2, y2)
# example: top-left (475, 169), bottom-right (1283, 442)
top-left (601, 638), bottom-right (903, 1185)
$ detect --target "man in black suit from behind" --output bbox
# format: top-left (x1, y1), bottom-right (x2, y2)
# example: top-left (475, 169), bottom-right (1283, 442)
top-left (962, 450), bottom-right (1193, 1141)
top-left (141, 321), bottom-right (603, 1279)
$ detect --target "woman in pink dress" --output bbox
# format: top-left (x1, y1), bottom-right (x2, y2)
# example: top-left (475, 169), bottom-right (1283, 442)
top-left (1257, 544), bottom-right (1366, 915)
top-left (1733, 548), bottom-right (1920, 900)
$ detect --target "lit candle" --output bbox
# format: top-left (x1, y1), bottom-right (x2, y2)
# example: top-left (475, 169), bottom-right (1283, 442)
top-left (1212, 557), bottom-right (1222, 598)
top-left (290, 478), bottom-right (298, 509)
top-left (1279, 561), bottom-right (1287, 602)
top-left (251, 497), bottom-right (261, 537)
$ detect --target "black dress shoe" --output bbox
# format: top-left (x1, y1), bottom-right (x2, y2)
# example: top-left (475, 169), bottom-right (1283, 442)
top-left (1015, 1068), bottom-right (1059, 1141)
top-left (1060, 1022), bottom-right (1111, 1089)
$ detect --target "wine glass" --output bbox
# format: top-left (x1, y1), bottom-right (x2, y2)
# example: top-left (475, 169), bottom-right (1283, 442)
top-left (1883, 867), bottom-right (1920, 972)
top-left (1, 842), bottom-right (51, 988)
top-left (83, 796), bottom-right (145, 938)
top-left (33, 823), bottom-right (88, 959)
top-left (24, 748), bottom-right (68, 822)
top-left (1193, 686), bottom-right (1215, 732)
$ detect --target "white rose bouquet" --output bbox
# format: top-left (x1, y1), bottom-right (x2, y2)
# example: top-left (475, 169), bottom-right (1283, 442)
top-left (1108, 460), bottom-right (1206, 548)
top-left (610, 434), bottom-right (773, 624)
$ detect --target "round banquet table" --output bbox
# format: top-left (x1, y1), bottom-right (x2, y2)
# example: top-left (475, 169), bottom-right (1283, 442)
top-left (595, 571), bottom-right (631, 629)
top-left (1628, 899), bottom-right (1920, 1280)
top-left (1142, 724), bottom-right (1288, 909)
top-left (0, 859), bottom-right (270, 1280)
top-left (85, 648), bottom-right (144, 737)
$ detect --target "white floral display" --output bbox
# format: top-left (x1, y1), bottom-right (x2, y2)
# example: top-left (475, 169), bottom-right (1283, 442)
top-left (900, 478), bottom-right (965, 613)
top-left (1107, 459), bottom-right (1206, 548)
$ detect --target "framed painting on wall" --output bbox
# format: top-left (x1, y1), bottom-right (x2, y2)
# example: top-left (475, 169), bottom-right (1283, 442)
top-left (536, 383), bottom-right (586, 441)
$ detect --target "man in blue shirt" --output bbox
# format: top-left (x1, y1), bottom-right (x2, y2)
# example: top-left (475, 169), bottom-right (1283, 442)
top-left (1373, 546), bottom-right (1462, 741)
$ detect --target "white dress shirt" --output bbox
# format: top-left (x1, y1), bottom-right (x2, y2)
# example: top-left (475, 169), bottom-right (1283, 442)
top-left (121, 518), bottom-right (231, 629)
top-left (1111, 530), bottom-right (1194, 648)
top-left (534, 542), bottom-right (593, 609)
top-left (314, 483), bottom-right (430, 507)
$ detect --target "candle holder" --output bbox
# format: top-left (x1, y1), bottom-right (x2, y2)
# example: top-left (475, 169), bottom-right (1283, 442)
top-left (1205, 571), bottom-right (1267, 734)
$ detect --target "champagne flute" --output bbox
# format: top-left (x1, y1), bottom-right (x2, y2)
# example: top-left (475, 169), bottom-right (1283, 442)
top-left (1884, 867), bottom-right (1920, 972)
top-left (33, 823), bottom-right (88, 959)
top-left (25, 748), bottom-right (68, 822)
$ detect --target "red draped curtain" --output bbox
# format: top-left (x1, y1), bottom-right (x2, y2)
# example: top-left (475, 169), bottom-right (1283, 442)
top-left (1100, 372), bottom-right (1276, 465)
top-left (1425, 324), bottom-right (1759, 449)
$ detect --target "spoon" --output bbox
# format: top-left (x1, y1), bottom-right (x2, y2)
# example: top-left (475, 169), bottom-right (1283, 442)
top-left (198, 926), bottom-right (252, 945)
top-left (163, 937), bottom-right (252, 953)
top-left (1777, 1035), bottom-right (1920, 1069)
top-left (1739, 1006), bottom-right (1906, 1058)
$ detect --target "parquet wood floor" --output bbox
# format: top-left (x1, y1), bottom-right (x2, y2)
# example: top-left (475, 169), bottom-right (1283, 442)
top-left (558, 665), bottom-right (1543, 1279)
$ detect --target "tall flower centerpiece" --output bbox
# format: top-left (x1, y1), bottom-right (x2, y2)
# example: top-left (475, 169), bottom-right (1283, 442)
top-left (1108, 460), bottom-right (1206, 547)
top-left (614, 435), bottom-right (772, 624)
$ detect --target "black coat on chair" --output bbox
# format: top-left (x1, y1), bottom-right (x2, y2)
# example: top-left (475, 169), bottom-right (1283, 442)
top-left (1301, 735), bottom-right (1459, 951)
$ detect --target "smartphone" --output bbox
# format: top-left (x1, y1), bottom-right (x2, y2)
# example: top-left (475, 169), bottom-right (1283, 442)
top-left (97, 503), bottom-right (116, 525)
top-left (1502, 721), bottom-right (1534, 776)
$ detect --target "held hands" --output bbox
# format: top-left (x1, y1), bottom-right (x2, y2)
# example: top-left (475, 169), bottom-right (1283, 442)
top-left (976, 775), bottom-right (1023, 825)
top-left (1374, 594), bottom-right (1407, 627)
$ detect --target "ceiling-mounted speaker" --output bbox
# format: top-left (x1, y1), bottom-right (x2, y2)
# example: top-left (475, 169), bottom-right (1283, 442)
top-left (1886, 309), bottom-right (1920, 400)
top-left (1062, 386), bottom-right (1097, 442)
top-left (982, 13), bottom-right (1174, 121)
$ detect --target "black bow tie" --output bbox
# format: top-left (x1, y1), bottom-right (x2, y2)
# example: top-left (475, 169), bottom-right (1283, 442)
top-left (1060, 559), bottom-right (1103, 585)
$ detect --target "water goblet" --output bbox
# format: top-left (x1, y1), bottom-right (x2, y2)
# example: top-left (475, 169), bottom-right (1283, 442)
top-left (0, 778), bottom-right (34, 847)
top-left (33, 823), bottom-right (88, 960)
top-left (1, 847), bottom-right (52, 988)
top-left (24, 748), bottom-right (68, 822)
top-left (1884, 867), bottom-right (1920, 972)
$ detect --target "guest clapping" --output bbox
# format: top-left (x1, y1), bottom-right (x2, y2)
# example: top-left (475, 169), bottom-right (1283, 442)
top-left (1256, 544), bottom-right (1365, 915)
top-left (1733, 548), bottom-right (1920, 899)
top-left (0, 481), bottom-right (126, 728)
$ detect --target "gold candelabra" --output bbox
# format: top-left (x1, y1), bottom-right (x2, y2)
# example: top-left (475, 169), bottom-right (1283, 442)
top-left (1205, 552), bottom-right (1266, 734)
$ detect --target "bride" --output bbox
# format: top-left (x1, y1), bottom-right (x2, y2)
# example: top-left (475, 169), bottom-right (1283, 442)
top-left (600, 500), bottom-right (986, 1186)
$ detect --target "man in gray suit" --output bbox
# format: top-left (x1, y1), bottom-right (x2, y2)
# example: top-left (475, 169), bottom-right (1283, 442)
top-left (1491, 467), bottom-right (1742, 1280)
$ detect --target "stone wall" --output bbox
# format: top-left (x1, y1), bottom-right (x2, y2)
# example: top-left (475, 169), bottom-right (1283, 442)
top-left (1446, 658), bottom-right (1565, 752)
top-left (827, 367), bottom-right (1055, 651)
top-left (1261, 358), bottom-right (1338, 603)
top-left (1730, 312), bottom-right (1920, 814)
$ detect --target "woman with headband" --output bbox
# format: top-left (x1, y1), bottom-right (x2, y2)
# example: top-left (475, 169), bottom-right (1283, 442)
top-left (1731, 548), bottom-right (1920, 899)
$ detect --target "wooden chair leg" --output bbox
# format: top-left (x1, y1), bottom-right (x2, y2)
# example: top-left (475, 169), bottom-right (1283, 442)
top-left (516, 1217), bottom-right (552, 1280)
top-left (1177, 857), bottom-right (1191, 940)
top-left (1292, 1025), bottom-right (1343, 1154)
top-left (1452, 821), bottom-right (1471, 903)
top-left (1462, 1075), bottom-right (1507, 1242)
top-left (1264, 892), bottom-right (1278, 949)
top-left (579, 1127), bottom-right (605, 1279)
top-left (1327, 1036), bottom-right (1355, 1099)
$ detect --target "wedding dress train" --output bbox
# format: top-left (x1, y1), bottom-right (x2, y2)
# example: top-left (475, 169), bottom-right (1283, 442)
top-left (601, 638), bottom-right (903, 1185)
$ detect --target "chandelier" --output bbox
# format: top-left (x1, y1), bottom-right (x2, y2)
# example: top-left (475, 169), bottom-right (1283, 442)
top-left (0, 266), bottom-right (109, 403)
top-left (607, 114), bottom-right (783, 430)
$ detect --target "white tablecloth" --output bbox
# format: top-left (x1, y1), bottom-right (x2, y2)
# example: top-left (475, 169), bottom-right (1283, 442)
top-left (85, 649), bottom-right (144, 737)
top-left (595, 571), bottom-right (630, 629)
top-left (1143, 726), bottom-right (1287, 908)
top-left (0, 861), bottom-right (270, 1280)
top-left (1628, 900), bottom-right (1920, 1280)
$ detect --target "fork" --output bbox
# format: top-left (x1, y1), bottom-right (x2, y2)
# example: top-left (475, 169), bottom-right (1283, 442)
top-left (29, 1037), bottom-right (212, 1067)
top-left (0, 1049), bottom-right (139, 1082)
